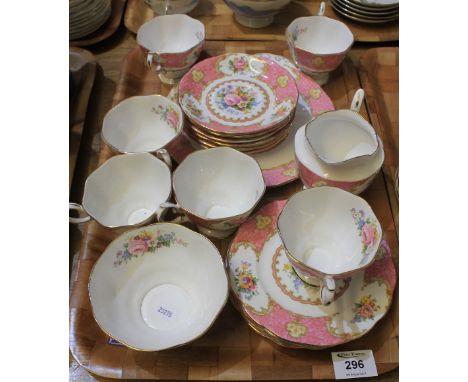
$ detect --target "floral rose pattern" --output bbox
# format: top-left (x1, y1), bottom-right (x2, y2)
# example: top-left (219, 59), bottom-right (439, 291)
top-left (114, 230), bottom-right (188, 266)
top-left (151, 105), bottom-right (179, 131)
top-left (351, 208), bottom-right (379, 255)
top-left (215, 84), bottom-right (260, 114)
top-left (351, 295), bottom-right (380, 323)
top-left (309, 88), bottom-right (322, 100)
top-left (192, 69), bottom-right (204, 83)
top-left (286, 322), bottom-right (307, 338)
top-left (234, 261), bottom-right (259, 300)
top-left (282, 262), bottom-right (305, 292)
top-left (229, 57), bottom-right (248, 73)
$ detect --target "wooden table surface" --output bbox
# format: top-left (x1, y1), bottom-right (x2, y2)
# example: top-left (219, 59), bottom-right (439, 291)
top-left (69, 12), bottom-right (398, 381)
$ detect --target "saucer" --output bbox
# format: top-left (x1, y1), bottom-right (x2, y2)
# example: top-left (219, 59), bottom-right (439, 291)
top-left (179, 53), bottom-right (298, 135)
top-left (227, 200), bottom-right (396, 348)
top-left (169, 54), bottom-right (334, 187)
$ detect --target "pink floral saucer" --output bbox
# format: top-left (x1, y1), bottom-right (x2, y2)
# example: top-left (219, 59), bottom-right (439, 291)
top-left (227, 200), bottom-right (396, 348)
top-left (178, 53), bottom-right (298, 135)
top-left (167, 54), bottom-right (335, 187)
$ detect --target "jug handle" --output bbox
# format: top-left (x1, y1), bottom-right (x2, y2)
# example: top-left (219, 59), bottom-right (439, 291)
top-left (350, 89), bottom-right (365, 112)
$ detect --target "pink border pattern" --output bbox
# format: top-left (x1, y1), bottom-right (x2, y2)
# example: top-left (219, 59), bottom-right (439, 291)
top-left (228, 200), bottom-right (397, 347)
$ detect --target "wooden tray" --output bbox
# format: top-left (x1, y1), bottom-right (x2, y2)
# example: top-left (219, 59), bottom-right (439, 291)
top-left (70, 0), bottom-right (127, 47)
top-left (124, 0), bottom-right (398, 42)
top-left (69, 42), bottom-right (399, 380)
top-left (358, 47), bottom-right (399, 234)
top-left (69, 47), bottom-right (97, 192)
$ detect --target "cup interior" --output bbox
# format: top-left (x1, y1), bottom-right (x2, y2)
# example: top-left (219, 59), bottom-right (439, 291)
top-left (137, 14), bottom-right (204, 53)
top-left (295, 125), bottom-right (384, 181)
top-left (305, 110), bottom-right (378, 164)
top-left (83, 154), bottom-right (171, 227)
top-left (173, 148), bottom-right (265, 219)
top-left (89, 223), bottom-right (227, 351)
top-left (102, 95), bottom-right (183, 154)
top-left (291, 17), bottom-right (353, 55)
top-left (277, 187), bottom-right (382, 275)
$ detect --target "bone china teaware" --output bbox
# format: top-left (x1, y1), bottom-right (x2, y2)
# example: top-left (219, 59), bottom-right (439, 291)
top-left (286, 2), bottom-right (354, 85)
top-left (295, 124), bottom-right (384, 194)
top-left (89, 223), bottom-right (228, 351)
top-left (304, 89), bottom-right (379, 168)
top-left (166, 147), bottom-right (266, 238)
top-left (69, 153), bottom-right (171, 229)
top-left (277, 187), bottom-right (382, 305)
top-left (137, 15), bottom-right (205, 85)
top-left (101, 95), bottom-right (183, 168)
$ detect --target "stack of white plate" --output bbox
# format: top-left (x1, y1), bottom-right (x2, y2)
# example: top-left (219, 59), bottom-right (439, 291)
top-left (331, 0), bottom-right (398, 24)
top-left (70, 0), bottom-right (112, 40)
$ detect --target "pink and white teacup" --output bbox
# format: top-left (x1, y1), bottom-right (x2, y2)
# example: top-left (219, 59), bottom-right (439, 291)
top-left (286, 2), bottom-right (354, 85)
top-left (164, 147), bottom-right (266, 239)
top-left (101, 95), bottom-right (184, 169)
top-left (137, 14), bottom-right (205, 85)
top-left (277, 187), bottom-right (382, 305)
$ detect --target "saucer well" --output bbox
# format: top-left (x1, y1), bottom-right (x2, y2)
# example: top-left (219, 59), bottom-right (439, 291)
top-left (227, 200), bottom-right (396, 348)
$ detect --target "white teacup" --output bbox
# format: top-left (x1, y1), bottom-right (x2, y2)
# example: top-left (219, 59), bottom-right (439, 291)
top-left (137, 15), bottom-right (205, 85)
top-left (166, 147), bottom-right (266, 238)
top-left (277, 187), bottom-right (382, 305)
top-left (101, 95), bottom-right (184, 169)
top-left (305, 89), bottom-right (379, 168)
top-left (69, 153), bottom-right (172, 230)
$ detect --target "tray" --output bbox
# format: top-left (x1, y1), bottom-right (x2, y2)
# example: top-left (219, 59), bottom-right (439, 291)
top-left (358, 47), bottom-right (399, 234)
top-left (69, 47), bottom-right (97, 192)
top-left (70, 0), bottom-right (127, 47)
top-left (124, 0), bottom-right (398, 42)
top-left (69, 41), bottom-right (399, 380)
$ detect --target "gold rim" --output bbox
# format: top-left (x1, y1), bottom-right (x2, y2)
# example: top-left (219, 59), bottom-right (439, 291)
top-left (88, 222), bottom-right (229, 352)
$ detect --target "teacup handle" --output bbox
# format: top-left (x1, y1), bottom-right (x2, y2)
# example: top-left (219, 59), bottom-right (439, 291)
top-left (318, 1), bottom-right (326, 16)
top-left (69, 203), bottom-right (91, 224)
top-left (319, 276), bottom-right (336, 305)
top-left (156, 148), bottom-right (172, 170)
top-left (146, 52), bottom-right (162, 72)
top-left (158, 202), bottom-right (190, 224)
top-left (350, 89), bottom-right (365, 112)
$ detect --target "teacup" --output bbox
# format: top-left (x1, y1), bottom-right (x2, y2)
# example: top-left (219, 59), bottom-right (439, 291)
top-left (305, 89), bottom-right (379, 168)
top-left (137, 14), bottom-right (205, 85)
top-left (223, 0), bottom-right (292, 28)
top-left (286, 2), bottom-right (354, 85)
top-left (295, 124), bottom-right (384, 194)
top-left (165, 147), bottom-right (266, 238)
top-left (277, 187), bottom-right (382, 305)
top-left (144, 0), bottom-right (200, 15)
top-left (101, 95), bottom-right (184, 169)
top-left (69, 153), bottom-right (172, 230)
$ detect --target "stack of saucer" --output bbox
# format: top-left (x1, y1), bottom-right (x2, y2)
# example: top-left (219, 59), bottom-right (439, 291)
top-left (69, 0), bottom-right (112, 40)
top-left (331, 0), bottom-right (398, 24)
top-left (178, 53), bottom-right (298, 154)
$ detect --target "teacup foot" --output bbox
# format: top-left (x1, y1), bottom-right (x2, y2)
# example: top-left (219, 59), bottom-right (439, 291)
top-left (197, 225), bottom-right (237, 239)
top-left (234, 13), bottom-right (275, 28)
